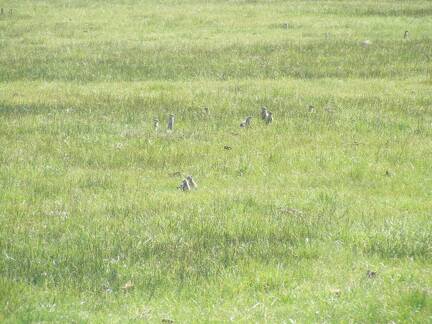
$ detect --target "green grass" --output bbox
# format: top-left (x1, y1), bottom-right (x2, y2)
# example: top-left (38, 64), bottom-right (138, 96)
top-left (1, 0), bottom-right (432, 322)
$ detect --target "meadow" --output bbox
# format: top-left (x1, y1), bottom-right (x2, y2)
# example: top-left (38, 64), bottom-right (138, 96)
top-left (0, 0), bottom-right (432, 322)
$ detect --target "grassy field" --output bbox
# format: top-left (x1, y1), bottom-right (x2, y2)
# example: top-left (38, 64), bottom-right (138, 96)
top-left (1, 0), bottom-right (432, 322)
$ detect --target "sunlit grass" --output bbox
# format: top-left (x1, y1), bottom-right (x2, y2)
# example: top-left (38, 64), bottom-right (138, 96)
top-left (0, 0), bottom-right (432, 322)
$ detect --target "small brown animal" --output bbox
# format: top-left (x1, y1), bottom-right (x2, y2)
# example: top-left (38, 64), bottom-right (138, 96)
top-left (240, 116), bottom-right (252, 128)
top-left (178, 179), bottom-right (190, 191)
top-left (167, 114), bottom-right (175, 131)
top-left (261, 107), bottom-right (269, 120)
top-left (366, 270), bottom-right (377, 278)
top-left (153, 118), bottom-right (159, 130)
top-left (266, 111), bottom-right (273, 124)
top-left (186, 175), bottom-right (197, 189)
